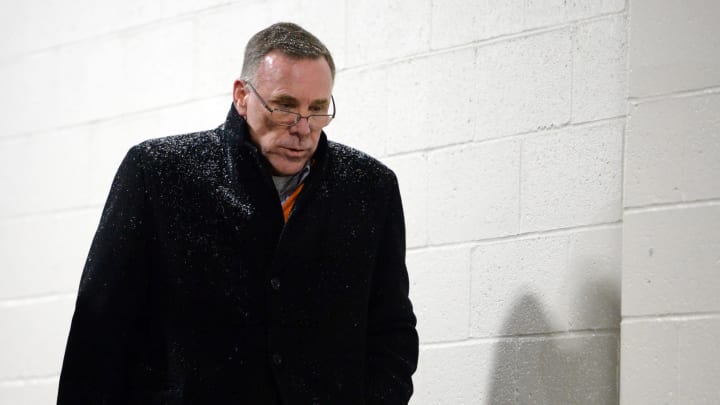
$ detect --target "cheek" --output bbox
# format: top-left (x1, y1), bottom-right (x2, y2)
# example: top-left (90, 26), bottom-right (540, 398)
top-left (259, 130), bottom-right (288, 152)
top-left (260, 113), bottom-right (277, 130)
top-left (248, 113), bottom-right (281, 146)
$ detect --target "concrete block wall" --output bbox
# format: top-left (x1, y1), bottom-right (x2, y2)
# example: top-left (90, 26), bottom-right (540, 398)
top-left (620, 0), bottom-right (720, 403)
top-left (364, 2), bottom-right (627, 403)
top-left (1, 1), bottom-right (629, 403)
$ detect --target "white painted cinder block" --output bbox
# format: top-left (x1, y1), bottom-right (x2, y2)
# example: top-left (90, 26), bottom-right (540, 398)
top-left (59, 21), bottom-right (194, 130)
top-left (0, 296), bottom-right (75, 380)
top-left (621, 317), bottom-right (720, 405)
top-left (268, 0), bottom-right (348, 70)
top-left (0, 51), bottom-right (64, 138)
top-left (430, 0), bottom-right (521, 50)
top-left (54, 37), bottom-right (127, 130)
top-left (566, 0), bottom-right (626, 20)
top-left (0, 98), bottom-right (228, 216)
top-left (345, 0), bottom-right (432, 66)
top-left (192, 2), bottom-right (273, 99)
top-left (383, 153), bottom-right (429, 248)
top-left (471, 227), bottom-right (621, 338)
top-left (407, 246), bottom-right (471, 343)
top-left (384, 47), bottom-right (477, 155)
top-left (572, 14), bottom-right (628, 123)
top-left (113, 21), bottom-right (196, 116)
top-left (430, 0), bottom-right (625, 50)
top-left (676, 317), bottom-right (720, 404)
top-left (625, 93), bottom-right (720, 207)
top-left (620, 320), bottom-right (677, 404)
top-left (0, 210), bottom-right (99, 300)
top-left (622, 204), bottom-right (720, 317)
top-left (412, 341), bottom-right (501, 404)
top-left (472, 236), bottom-right (568, 337)
top-left (564, 228), bottom-right (623, 331)
top-left (331, 67), bottom-right (388, 159)
top-left (0, 378), bottom-right (59, 405)
top-left (512, 333), bottom-right (618, 404)
top-left (427, 140), bottom-right (520, 244)
top-left (474, 29), bottom-right (572, 140)
top-left (0, 1), bottom-right (50, 57)
top-left (0, 0), bottom-right (232, 58)
top-left (87, 96), bottom-right (230, 205)
top-left (0, 1), bottom-right (636, 402)
top-left (629, 0), bottom-right (720, 97)
top-left (3, 21), bottom-right (196, 136)
top-left (0, 128), bottom-right (93, 219)
top-left (414, 332), bottom-right (618, 404)
top-left (520, 120), bottom-right (624, 232)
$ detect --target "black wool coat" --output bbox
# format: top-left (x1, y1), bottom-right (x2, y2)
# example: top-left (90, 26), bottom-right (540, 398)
top-left (57, 106), bottom-right (419, 404)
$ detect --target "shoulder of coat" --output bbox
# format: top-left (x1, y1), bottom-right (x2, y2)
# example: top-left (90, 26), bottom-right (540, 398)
top-left (326, 141), bottom-right (396, 184)
top-left (133, 129), bottom-right (222, 161)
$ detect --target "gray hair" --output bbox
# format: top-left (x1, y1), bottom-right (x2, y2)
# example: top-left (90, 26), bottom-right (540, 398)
top-left (241, 22), bottom-right (336, 84)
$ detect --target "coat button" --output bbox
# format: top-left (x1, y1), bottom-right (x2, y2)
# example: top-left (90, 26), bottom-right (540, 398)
top-left (270, 277), bottom-right (281, 290)
top-left (272, 353), bottom-right (282, 365)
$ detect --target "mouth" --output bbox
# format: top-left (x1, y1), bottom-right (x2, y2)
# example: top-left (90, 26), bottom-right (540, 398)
top-left (281, 146), bottom-right (306, 157)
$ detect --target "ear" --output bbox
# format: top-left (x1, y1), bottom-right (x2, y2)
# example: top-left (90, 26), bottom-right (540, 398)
top-left (233, 79), bottom-right (249, 116)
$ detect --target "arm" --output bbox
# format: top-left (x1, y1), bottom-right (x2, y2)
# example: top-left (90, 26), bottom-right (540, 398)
top-left (57, 146), bottom-right (152, 404)
top-left (365, 175), bottom-right (419, 404)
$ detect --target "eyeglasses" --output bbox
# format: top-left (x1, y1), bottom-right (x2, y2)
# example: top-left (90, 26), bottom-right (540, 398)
top-left (245, 82), bottom-right (336, 129)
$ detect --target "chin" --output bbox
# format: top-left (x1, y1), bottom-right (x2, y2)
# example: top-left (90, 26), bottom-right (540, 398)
top-left (273, 164), bottom-right (303, 176)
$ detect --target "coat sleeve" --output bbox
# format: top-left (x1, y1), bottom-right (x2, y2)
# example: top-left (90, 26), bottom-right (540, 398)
top-left (57, 145), bottom-right (152, 404)
top-left (365, 174), bottom-right (419, 404)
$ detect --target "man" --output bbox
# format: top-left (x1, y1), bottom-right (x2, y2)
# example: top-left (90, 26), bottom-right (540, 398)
top-left (57, 22), bottom-right (418, 404)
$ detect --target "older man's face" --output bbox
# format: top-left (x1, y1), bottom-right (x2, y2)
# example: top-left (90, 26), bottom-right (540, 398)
top-left (233, 50), bottom-right (334, 176)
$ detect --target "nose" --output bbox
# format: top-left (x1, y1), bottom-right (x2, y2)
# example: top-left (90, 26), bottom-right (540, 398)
top-left (290, 116), bottom-right (312, 136)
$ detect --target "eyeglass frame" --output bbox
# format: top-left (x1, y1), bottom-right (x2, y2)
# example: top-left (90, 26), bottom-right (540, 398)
top-left (244, 81), bottom-right (336, 129)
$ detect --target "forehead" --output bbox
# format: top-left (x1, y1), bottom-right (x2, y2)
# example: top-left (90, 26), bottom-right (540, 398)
top-left (253, 50), bottom-right (333, 100)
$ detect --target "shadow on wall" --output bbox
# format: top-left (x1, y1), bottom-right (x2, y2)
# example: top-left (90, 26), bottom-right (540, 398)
top-left (487, 265), bottom-right (620, 404)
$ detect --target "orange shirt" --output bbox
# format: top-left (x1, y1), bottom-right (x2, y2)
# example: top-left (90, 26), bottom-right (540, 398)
top-left (281, 183), bottom-right (305, 222)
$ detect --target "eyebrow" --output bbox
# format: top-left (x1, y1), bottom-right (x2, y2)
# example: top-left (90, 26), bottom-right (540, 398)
top-left (271, 94), bottom-right (298, 106)
top-left (270, 94), bottom-right (330, 109)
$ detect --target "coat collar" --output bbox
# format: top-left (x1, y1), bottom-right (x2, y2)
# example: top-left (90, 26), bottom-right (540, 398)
top-left (220, 103), bottom-right (330, 175)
